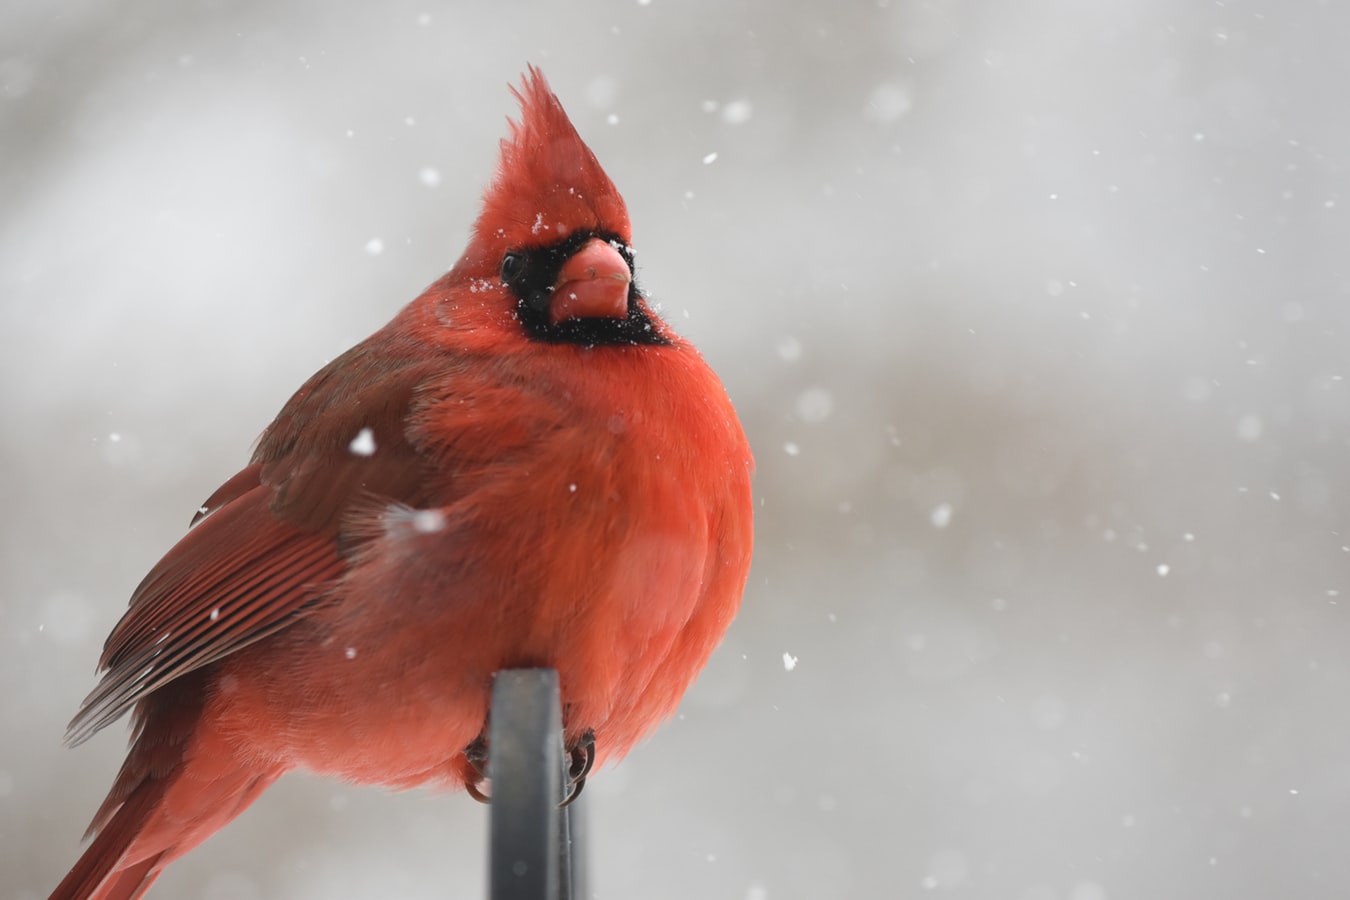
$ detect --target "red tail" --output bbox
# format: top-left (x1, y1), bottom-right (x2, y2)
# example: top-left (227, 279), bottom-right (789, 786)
top-left (50, 773), bottom-right (172, 900)
top-left (51, 676), bottom-right (283, 900)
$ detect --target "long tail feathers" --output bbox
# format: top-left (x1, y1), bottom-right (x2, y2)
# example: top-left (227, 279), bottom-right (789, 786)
top-left (51, 764), bottom-right (283, 900)
top-left (49, 774), bottom-right (172, 900)
top-left (51, 679), bottom-right (284, 900)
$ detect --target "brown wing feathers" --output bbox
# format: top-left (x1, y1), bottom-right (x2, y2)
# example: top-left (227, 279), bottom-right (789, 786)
top-left (66, 349), bottom-right (445, 747)
top-left (66, 489), bottom-right (345, 746)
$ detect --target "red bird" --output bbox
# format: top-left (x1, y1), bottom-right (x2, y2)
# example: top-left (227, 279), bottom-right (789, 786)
top-left (51, 67), bottom-right (754, 900)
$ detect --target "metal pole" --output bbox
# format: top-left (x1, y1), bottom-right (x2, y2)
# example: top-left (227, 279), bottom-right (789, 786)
top-left (487, 669), bottom-right (562, 900)
top-left (563, 793), bottom-right (587, 899)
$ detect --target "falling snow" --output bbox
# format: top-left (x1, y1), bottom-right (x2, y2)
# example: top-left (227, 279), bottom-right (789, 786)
top-left (930, 503), bottom-right (953, 529)
top-left (349, 427), bottom-right (377, 456)
top-left (411, 509), bottom-right (446, 533)
top-left (721, 99), bottom-right (753, 124)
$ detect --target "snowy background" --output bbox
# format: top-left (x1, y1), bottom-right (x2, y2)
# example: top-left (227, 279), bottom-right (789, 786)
top-left (4, 1), bottom-right (1348, 898)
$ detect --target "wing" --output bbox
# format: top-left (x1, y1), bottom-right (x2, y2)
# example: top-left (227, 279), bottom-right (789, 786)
top-left (66, 339), bottom-right (450, 745)
top-left (65, 477), bottom-right (343, 745)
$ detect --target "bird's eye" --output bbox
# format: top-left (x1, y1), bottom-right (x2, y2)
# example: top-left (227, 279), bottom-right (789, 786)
top-left (500, 252), bottom-right (525, 284)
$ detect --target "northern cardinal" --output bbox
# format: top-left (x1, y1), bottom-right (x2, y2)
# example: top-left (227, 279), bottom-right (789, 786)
top-left (51, 67), bottom-right (754, 900)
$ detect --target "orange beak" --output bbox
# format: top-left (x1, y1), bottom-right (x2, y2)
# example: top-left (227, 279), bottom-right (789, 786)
top-left (549, 238), bottom-right (632, 325)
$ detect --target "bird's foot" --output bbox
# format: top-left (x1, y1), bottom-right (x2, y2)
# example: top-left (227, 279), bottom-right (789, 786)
top-left (463, 734), bottom-right (491, 803)
top-left (461, 728), bottom-right (595, 806)
top-left (560, 729), bottom-right (596, 807)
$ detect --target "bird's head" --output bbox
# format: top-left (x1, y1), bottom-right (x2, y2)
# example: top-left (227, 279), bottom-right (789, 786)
top-left (436, 67), bottom-right (666, 347)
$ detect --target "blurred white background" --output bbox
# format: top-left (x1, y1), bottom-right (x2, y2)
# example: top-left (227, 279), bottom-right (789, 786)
top-left (3, 1), bottom-right (1348, 898)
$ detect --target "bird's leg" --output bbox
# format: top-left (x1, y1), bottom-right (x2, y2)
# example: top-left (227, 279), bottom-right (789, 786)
top-left (560, 729), bottom-right (596, 808)
top-left (463, 733), bottom-right (491, 803)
